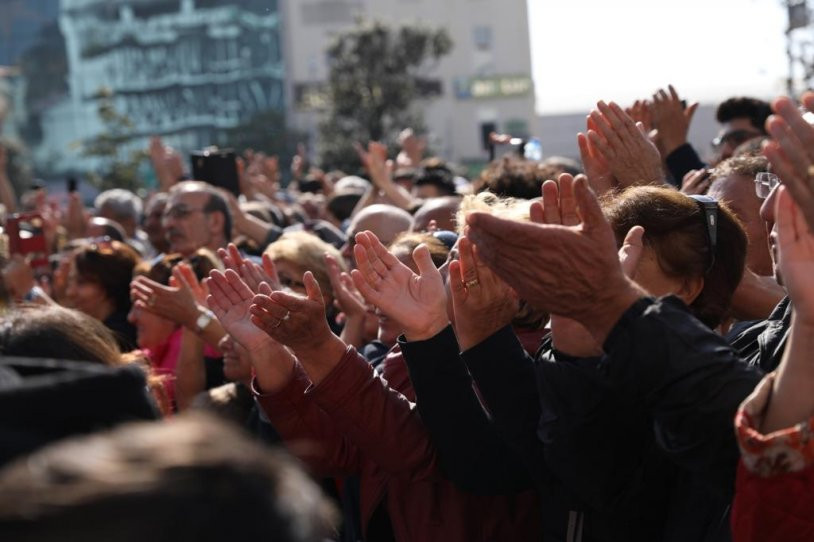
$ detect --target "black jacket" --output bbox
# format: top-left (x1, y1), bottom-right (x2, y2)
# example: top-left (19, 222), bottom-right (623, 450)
top-left (0, 357), bottom-right (160, 467)
top-left (466, 297), bottom-right (765, 542)
top-left (664, 143), bottom-right (706, 185)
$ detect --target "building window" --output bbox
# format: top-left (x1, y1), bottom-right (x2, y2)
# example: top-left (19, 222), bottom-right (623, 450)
top-left (473, 25), bottom-right (492, 51)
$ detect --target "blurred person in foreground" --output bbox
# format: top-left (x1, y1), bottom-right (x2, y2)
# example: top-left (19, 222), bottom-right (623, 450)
top-left (0, 413), bottom-right (337, 542)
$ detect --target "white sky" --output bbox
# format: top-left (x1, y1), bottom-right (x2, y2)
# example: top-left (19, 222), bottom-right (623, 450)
top-left (527, 0), bottom-right (791, 114)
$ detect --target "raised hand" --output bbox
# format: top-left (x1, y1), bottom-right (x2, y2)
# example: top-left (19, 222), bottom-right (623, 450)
top-left (680, 168), bottom-right (712, 196)
top-left (775, 186), bottom-right (814, 324)
top-left (173, 262), bottom-right (208, 305)
top-left (577, 125), bottom-right (616, 197)
top-left (626, 99), bottom-right (653, 133)
top-left (350, 230), bottom-right (449, 341)
top-left (763, 92), bottom-right (814, 232)
top-left (651, 85), bottom-right (699, 157)
top-left (449, 236), bottom-right (518, 350)
top-left (131, 274), bottom-right (200, 329)
top-left (218, 243), bottom-right (280, 293)
top-left (250, 271), bottom-right (333, 351)
top-left (326, 253), bottom-right (366, 318)
top-left (467, 176), bottom-right (645, 346)
top-left (587, 100), bottom-right (664, 189)
top-left (207, 269), bottom-right (273, 353)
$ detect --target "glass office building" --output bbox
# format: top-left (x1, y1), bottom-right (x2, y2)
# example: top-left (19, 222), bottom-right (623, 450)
top-left (0, 0), bottom-right (284, 177)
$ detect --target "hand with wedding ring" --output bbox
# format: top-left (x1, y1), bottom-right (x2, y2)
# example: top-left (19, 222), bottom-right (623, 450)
top-left (350, 230), bottom-right (449, 342)
top-left (763, 91), bottom-right (814, 232)
top-left (449, 235), bottom-right (519, 351)
top-left (249, 271), bottom-right (337, 352)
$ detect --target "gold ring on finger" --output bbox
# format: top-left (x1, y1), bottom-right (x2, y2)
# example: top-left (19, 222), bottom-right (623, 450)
top-left (465, 279), bottom-right (480, 289)
top-left (807, 164), bottom-right (814, 178)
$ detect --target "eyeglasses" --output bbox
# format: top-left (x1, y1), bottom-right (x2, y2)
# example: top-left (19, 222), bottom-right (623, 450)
top-left (162, 206), bottom-right (209, 220)
top-left (754, 172), bottom-right (780, 199)
top-left (689, 195), bottom-right (719, 274)
top-left (711, 129), bottom-right (762, 150)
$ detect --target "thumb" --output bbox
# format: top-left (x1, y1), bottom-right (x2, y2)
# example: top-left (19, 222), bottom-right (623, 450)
top-left (258, 281), bottom-right (273, 296)
top-left (412, 244), bottom-right (440, 280)
top-left (448, 259), bottom-right (466, 302)
top-left (572, 175), bottom-right (605, 231)
top-left (619, 225), bottom-right (645, 278)
top-left (303, 271), bottom-right (325, 305)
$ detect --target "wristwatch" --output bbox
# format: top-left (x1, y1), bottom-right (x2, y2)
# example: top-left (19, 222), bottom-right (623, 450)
top-left (194, 308), bottom-right (216, 334)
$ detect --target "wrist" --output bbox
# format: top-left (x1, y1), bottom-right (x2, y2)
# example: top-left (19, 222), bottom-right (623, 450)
top-left (579, 278), bottom-right (645, 346)
top-left (404, 316), bottom-right (450, 342)
top-left (661, 137), bottom-right (687, 157)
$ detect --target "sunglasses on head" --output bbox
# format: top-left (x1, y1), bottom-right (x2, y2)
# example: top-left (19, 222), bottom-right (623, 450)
top-left (689, 195), bottom-right (718, 274)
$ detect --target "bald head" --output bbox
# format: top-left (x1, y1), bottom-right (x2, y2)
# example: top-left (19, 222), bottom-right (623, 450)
top-left (412, 196), bottom-right (461, 233)
top-left (343, 204), bottom-right (414, 265)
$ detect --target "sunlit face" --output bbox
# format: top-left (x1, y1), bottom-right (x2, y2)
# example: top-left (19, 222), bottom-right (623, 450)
top-left (144, 197), bottom-right (168, 252)
top-left (162, 191), bottom-right (215, 256)
top-left (759, 184), bottom-right (783, 285)
top-left (219, 335), bottom-right (253, 385)
top-left (127, 299), bottom-right (177, 350)
top-left (707, 174), bottom-right (772, 276)
top-left (65, 263), bottom-right (113, 321)
top-left (273, 259), bottom-right (307, 296)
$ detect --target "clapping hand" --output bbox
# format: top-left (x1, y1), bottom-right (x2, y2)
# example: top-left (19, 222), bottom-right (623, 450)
top-left (587, 101), bottom-right (664, 189)
top-left (775, 186), bottom-right (814, 325)
top-left (218, 243), bottom-right (280, 293)
top-left (207, 269), bottom-right (274, 353)
top-left (651, 85), bottom-right (699, 157)
top-left (449, 236), bottom-right (518, 350)
top-left (763, 92), bottom-right (814, 232)
top-left (350, 230), bottom-right (449, 341)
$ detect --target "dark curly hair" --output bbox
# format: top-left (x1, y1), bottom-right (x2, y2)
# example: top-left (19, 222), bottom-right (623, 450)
top-left (716, 97), bottom-right (772, 133)
top-left (73, 240), bottom-right (141, 314)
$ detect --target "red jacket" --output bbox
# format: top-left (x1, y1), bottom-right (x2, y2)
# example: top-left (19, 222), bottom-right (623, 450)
top-left (731, 376), bottom-right (814, 542)
top-left (254, 345), bottom-right (541, 542)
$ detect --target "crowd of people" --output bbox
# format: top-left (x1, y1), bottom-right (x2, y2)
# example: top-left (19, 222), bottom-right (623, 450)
top-left (0, 84), bottom-right (812, 542)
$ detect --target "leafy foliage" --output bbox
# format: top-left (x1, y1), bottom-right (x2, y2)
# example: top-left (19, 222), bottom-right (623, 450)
top-left (79, 88), bottom-right (148, 193)
top-left (318, 20), bottom-right (452, 172)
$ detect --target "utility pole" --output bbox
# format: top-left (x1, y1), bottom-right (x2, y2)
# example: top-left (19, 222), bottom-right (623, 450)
top-left (785, 0), bottom-right (810, 95)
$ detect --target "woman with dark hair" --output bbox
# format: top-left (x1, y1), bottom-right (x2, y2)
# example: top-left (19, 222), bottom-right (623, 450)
top-left (127, 249), bottom-right (221, 409)
top-left (66, 238), bottom-right (141, 350)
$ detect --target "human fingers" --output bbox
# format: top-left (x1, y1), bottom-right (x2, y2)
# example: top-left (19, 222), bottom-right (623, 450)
top-left (529, 200), bottom-right (545, 224)
top-left (350, 268), bottom-right (381, 305)
top-left (774, 96), bottom-right (814, 159)
top-left (353, 243), bottom-right (384, 290)
top-left (354, 232), bottom-right (390, 278)
top-left (213, 269), bottom-right (246, 305)
top-left (457, 237), bottom-right (480, 289)
top-left (302, 271), bottom-right (325, 305)
top-left (572, 176), bottom-right (606, 232)
top-left (250, 293), bottom-right (293, 324)
top-left (668, 84), bottom-right (680, 103)
top-left (360, 231), bottom-right (400, 270)
top-left (206, 270), bottom-right (234, 313)
top-left (589, 107), bottom-right (622, 151)
top-left (685, 102), bottom-right (699, 122)
top-left (619, 225), bottom-right (645, 278)
top-left (558, 173), bottom-right (580, 226)
top-left (766, 115), bottom-right (811, 181)
top-left (261, 253), bottom-right (280, 288)
top-left (541, 180), bottom-right (561, 224)
top-left (412, 244), bottom-right (442, 284)
top-left (224, 268), bottom-right (255, 302)
top-left (587, 129), bottom-right (614, 161)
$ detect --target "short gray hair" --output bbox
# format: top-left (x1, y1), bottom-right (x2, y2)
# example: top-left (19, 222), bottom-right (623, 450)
top-left (94, 189), bottom-right (143, 222)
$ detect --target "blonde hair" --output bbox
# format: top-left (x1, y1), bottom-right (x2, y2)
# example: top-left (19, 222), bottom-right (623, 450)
top-left (455, 192), bottom-right (532, 236)
top-left (264, 231), bottom-right (346, 300)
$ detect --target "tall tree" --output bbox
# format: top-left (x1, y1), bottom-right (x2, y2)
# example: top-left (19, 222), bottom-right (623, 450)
top-left (318, 20), bottom-right (452, 172)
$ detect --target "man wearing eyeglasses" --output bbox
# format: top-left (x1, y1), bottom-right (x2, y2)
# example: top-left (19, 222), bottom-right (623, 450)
top-left (660, 94), bottom-right (771, 184)
top-left (163, 181), bottom-right (232, 257)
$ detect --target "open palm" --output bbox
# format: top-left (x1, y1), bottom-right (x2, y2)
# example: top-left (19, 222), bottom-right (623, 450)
top-left (776, 187), bottom-right (814, 325)
top-left (350, 230), bottom-right (448, 339)
top-left (207, 269), bottom-right (272, 353)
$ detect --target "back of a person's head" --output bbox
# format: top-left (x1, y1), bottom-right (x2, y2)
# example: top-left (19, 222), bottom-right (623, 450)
top-left (415, 159), bottom-right (457, 196)
top-left (389, 231), bottom-right (451, 269)
top-left (474, 156), bottom-right (551, 199)
top-left (602, 186), bottom-right (747, 328)
top-left (0, 413), bottom-right (337, 542)
top-left (94, 189), bottom-right (143, 225)
top-left (716, 97), bottom-right (772, 133)
top-left (709, 155), bottom-right (769, 188)
top-left (133, 248), bottom-right (220, 286)
top-left (0, 305), bottom-right (122, 365)
top-left (73, 239), bottom-right (141, 315)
